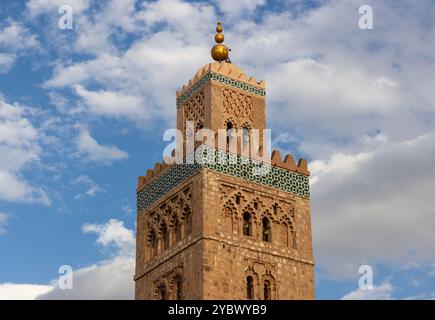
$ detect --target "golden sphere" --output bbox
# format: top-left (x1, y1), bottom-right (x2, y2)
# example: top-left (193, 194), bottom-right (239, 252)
top-left (215, 33), bottom-right (224, 43)
top-left (216, 25), bottom-right (223, 33)
top-left (211, 44), bottom-right (228, 61)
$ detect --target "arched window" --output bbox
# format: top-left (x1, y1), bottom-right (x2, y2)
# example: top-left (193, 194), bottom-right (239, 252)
top-left (242, 127), bottom-right (250, 146)
top-left (161, 222), bottom-right (169, 251)
top-left (264, 280), bottom-right (271, 300)
top-left (158, 284), bottom-right (167, 300)
top-left (150, 230), bottom-right (158, 258)
top-left (175, 278), bottom-right (183, 300)
top-left (185, 211), bottom-right (192, 235)
top-left (243, 212), bottom-right (252, 236)
top-left (174, 219), bottom-right (182, 242)
top-left (262, 217), bottom-right (271, 242)
top-left (226, 122), bottom-right (234, 145)
top-left (247, 276), bottom-right (254, 299)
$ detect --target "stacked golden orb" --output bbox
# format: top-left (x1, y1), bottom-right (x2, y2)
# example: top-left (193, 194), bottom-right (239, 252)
top-left (211, 21), bottom-right (229, 62)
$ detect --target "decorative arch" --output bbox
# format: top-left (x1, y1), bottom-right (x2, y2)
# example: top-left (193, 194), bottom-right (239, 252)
top-left (242, 212), bottom-right (253, 237)
top-left (250, 196), bottom-right (264, 211)
top-left (224, 117), bottom-right (238, 131)
top-left (241, 204), bottom-right (256, 220)
top-left (157, 218), bottom-right (170, 252)
top-left (153, 278), bottom-right (169, 300)
top-left (222, 199), bottom-right (238, 234)
top-left (244, 266), bottom-right (260, 300)
top-left (182, 204), bottom-right (192, 236)
top-left (241, 122), bottom-right (252, 149)
top-left (146, 228), bottom-right (158, 260)
top-left (262, 216), bottom-right (272, 243)
top-left (169, 271), bottom-right (184, 300)
top-left (268, 202), bottom-right (284, 221)
top-left (231, 191), bottom-right (247, 206)
top-left (261, 271), bottom-right (277, 300)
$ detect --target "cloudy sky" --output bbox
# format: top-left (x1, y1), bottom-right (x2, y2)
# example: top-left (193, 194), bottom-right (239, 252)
top-left (0, 0), bottom-right (434, 300)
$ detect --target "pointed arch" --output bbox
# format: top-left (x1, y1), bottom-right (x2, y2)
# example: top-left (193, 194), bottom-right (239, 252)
top-left (244, 266), bottom-right (259, 300)
top-left (222, 199), bottom-right (237, 234)
top-left (262, 216), bottom-right (272, 242)
top-left (146, 228), bottom-right (158, 260)
top-left (154, 279), bottom-right (169, 300)
top-left (243, 212), bottom-right (253, 237)
top-left (261, 271), bottom-right (276, 300)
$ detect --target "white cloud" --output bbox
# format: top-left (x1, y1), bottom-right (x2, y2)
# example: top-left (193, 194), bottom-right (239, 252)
top-left (43, 0), bottom-right (216, 124)
top-left (215, 0), bottom-right (266, 18)
top-left (0, 212), bottom-right (8, 235)
top-left (1, 219), bottom-right (135, 300)
top-left (0, 283), bottom-right (53, 300)
top-left (0, 21), bottom-right (39, 72)
top-left (74, 127), bottom-right (128, 164)
top-left (0, 257), bottom-right (134, 300)
top-left (0, 21), bottom-right (39, 50)
top-left (268, 58), bottom-right (399, 114)
top-left (139, 0), bottom-right (215, 31)
top-left (36, 256), bottom-right (134, 300)
top-left (312, 131), bottom-right (435, 278)
top-left (0, 171), bottom-right (49, 204)
top-left (0, 53), bottom-right (16, 73)
top-left (0, 98), bottom-right (49, 205)
top-left (82, 219), bottom-right (135, 257)
top-left (342, 283), bottom-right (394, 300)
top-left (38, 219), bottom-right (134, 300)
top-left (74, 85), bottom-right (147, 121)
top-left (72, 175), bottom-right (104, 199)
top-left (103, 0), bottom-right (138, 32)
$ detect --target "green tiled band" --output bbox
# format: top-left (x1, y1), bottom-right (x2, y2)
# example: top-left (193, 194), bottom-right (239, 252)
top-left (137, 163), bottom-right (201, 214)
top-left (137, 146), bottom-right (310, 214)
top-left (176, 72), bottom-right (266, 106)
top-left (200, 146), bottom-right (310, 199)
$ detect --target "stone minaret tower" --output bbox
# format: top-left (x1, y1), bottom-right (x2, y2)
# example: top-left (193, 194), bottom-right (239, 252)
top-left (134, 22), bottom-right (314, 300)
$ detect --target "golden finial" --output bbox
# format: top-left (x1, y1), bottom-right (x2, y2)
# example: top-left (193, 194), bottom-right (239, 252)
top-left (211, 21), bottom-right (229, 62)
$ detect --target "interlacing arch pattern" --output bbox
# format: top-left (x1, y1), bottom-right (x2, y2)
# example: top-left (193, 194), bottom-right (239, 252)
top-left (145, 186), bottom-right (192, 262)
top-left (244, 265), bottom-right (277, 300)
top-left (152, 266), bottom-right (184, 300)
top-left (220, 184), bottom-right (297, 249)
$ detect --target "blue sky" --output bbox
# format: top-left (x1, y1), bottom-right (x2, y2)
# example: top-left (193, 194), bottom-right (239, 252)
top-left (0, 0), bottom-right (435, 299)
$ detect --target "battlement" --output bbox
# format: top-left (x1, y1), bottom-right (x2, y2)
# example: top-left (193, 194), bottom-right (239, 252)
top-left (137, 146), bottom-right (309, 192)
top-left (271, 150), bottom-right (309, 176)
top-left (176, 62), bottom-right (266, 107)
top-left (137, 158), bottom-right (173, 192)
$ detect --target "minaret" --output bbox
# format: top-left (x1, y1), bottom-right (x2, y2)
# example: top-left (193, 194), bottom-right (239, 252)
top-left (134, 22), bottom-right (314, 300)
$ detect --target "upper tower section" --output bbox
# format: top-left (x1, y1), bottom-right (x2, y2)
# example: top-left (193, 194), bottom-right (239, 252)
top-left (176, 22), bottom-right (266, 154)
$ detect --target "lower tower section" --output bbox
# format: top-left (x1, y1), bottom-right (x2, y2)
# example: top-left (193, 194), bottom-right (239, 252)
top-left (135, 146), bottom-right (314, 300)
top-left (201, 168), bottom-right (314, 299)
